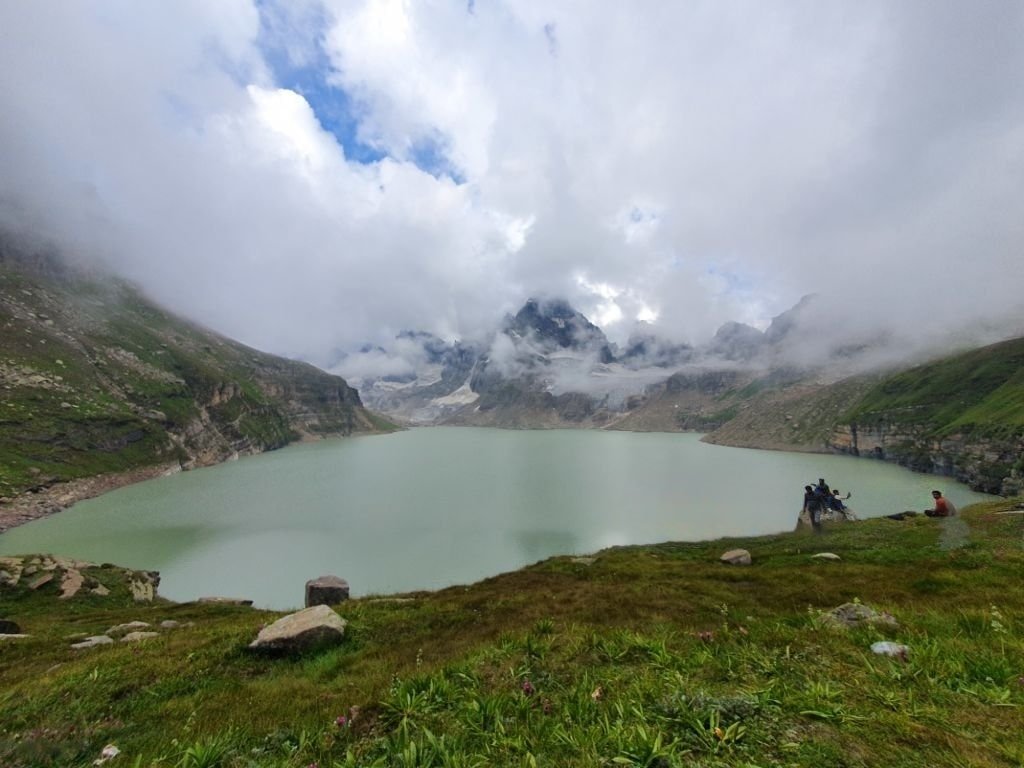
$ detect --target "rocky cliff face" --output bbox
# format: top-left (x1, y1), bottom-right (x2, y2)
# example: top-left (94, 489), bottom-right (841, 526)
top-left (830, 423), bottom-right (1023, 495)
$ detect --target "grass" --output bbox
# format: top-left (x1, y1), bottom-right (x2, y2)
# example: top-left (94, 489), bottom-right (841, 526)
top-left (844, 337), bottom-right (1024, 436)
top-left (2, 499), bottom-right (1023, 767)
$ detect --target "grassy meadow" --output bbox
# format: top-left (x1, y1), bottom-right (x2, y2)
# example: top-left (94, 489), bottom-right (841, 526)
top-left (2, 500), bottom-right (1023, 767)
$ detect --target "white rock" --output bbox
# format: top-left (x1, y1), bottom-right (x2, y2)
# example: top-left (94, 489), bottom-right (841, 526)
top-left (107, 621), bottom-right (150, 636)
top-left (71, 635), bottom-right (114, 650)
top-left (121, 631), bottom-right (160, 643)
top-left (811, 552), bottom-right (841, 561)
top-left (719, 548), bottom-right (752, 566)
top-left (871, 641), bottom-right (909, 657)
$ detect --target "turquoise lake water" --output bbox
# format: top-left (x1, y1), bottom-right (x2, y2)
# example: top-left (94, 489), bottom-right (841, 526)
top-left (0, 428), bottom-right (993, 608)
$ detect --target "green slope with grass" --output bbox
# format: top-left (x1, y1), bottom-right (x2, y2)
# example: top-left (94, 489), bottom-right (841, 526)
top-left (0, 245), bottom-right (394, 503)
top-left (2, 499), bottom-right (1022, 767)
top-left (844, 337), bottom-right (1024, 436)
top-left (835, 337), bottom-right (1024, 492)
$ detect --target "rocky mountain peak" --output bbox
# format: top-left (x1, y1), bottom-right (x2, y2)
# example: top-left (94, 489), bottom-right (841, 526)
top-left (505, 297), bottom-right (614, 362)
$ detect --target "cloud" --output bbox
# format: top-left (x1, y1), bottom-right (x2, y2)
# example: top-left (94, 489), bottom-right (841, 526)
top-left (1, 1), bottom-right (1022, 368)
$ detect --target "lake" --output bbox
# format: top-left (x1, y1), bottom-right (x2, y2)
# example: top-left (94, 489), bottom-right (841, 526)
top-left (0, 428), bottom-right (994, 608)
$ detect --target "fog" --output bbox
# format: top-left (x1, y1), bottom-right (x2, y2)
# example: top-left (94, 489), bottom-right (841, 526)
top-left (1, 1), bottom-right (1022, 367)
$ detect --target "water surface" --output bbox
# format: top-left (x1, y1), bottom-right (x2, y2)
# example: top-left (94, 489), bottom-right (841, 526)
top-left (0, 428), bottom-right (992, 608)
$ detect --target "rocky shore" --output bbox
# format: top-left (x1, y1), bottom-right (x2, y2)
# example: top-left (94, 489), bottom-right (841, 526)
top-left (0, 463), bottom-right (181, 534)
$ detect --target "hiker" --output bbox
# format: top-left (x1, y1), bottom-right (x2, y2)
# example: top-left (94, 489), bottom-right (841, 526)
top-left (924, 490), bottom-right (955, 517)
top-left (803, 484), bottom-right (823, 534)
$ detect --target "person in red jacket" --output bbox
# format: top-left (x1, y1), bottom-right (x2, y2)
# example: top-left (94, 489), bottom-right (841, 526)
top-left (924, 490), bottom-right (950, 517)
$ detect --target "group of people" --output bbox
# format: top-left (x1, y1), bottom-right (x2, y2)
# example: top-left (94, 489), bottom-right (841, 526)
top-left (802, 478), bottom-right (957, 532)
top-left (801, 477), bottom-right (855, 533)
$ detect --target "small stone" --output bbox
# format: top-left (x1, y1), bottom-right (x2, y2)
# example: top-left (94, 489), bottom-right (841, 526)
top-left (0, 634), bottom-right (31, 640)
top-left (249, 604), bottom-right (347, 653)
top-left (120, 631), bottom-right (160, 643)
top-left (71, 635), bottom-right (114, 650)
top-left (0, 619), bottom-right (22, 634)
top-left (107, 621), bottom-right (150, 636)
top-left (871, 641), bottom-right (909, 657)
top-left (720, 549), bottom-right (752, 566)
top-left (159, 620), bottom-right (181, 629)
top-left (811, 553), bottom-right (841, 561)
top-left (305, 575), bottom-right (350, 607)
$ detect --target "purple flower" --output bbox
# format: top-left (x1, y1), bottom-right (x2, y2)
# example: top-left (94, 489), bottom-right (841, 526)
top-left (521, 680), bottom-right (535, 696)
top-left (335, 715), bottom-right (348, 728)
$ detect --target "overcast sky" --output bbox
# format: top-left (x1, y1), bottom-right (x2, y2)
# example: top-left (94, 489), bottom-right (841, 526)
top-left (1, 1), bottom-right (1022, 362)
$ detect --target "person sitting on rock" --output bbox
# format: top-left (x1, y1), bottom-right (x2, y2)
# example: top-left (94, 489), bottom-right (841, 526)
top-left (924, 490), bottom-right (951, 517)
top-left (831, 489), bottom-right (851, 511)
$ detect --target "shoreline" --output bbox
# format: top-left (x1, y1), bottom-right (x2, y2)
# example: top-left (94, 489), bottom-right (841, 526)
top-left (0, 463), bottom-right (181, 534)
top-left (0, 428), bottom-right (390, 535)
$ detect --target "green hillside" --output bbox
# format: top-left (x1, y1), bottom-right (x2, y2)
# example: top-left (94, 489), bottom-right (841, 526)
top-left (0, 246), bottom-right (393, 503)
top-left (844, 337), bottom-right (1024, 437)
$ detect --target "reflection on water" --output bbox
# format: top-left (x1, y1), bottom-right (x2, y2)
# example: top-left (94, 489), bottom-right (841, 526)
top-left (0, 428), bottom-right (994, 608)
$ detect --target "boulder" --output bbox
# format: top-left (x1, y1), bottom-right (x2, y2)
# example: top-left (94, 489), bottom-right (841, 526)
top-left (160, 620), bottom-right (181, 629)
top-left (0, 618), bottom-right (21, 634)
top-left (249, 604), bottom-right (347, 653)
top-left (719, 549), bottom-right (752, 566)
top-left (71, 635), bottom-right (114, 650)
top-left (811, 553), bottom-right (841, 561)
top-left (824, 602), bottom-right (899, 630)
top-left (305, 575), bottom-right (350, 607)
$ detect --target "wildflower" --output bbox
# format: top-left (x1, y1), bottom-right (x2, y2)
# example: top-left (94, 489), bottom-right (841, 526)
top-left (591, 685), bottom-right (603, 701)
top-left (307, 763), bottom-right (319, 768)
top-left (521, 679), bottom-right (535, 696)
top-left (697, 630), bottom-right (715, 643)
top-left (335, 715), bottom-right (348, 728)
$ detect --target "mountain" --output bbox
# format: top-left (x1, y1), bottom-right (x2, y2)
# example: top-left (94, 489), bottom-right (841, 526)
top-left (338, 297), bottom-right (697, 426)
top-left (0, 242), bottom-right (393, 520)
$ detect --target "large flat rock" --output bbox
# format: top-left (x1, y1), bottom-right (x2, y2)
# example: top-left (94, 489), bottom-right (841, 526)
top-left (249, 604), bottom-right (347, 653)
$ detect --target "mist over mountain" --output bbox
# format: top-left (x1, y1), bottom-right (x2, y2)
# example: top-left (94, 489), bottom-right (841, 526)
top-left (331, 292), bottom-right (1010, 426)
